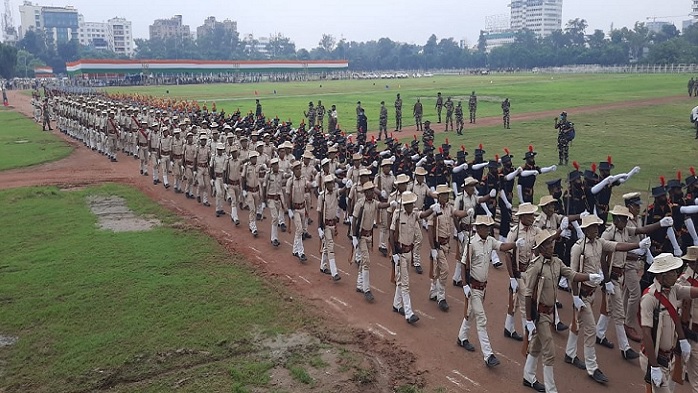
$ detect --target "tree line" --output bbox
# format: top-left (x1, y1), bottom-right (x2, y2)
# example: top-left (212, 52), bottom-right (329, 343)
top-left (1, 18), bottom-right (698, 79)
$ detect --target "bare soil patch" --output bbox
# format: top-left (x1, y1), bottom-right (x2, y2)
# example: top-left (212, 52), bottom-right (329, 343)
top-left (87, 195), bottom-right (161, 232)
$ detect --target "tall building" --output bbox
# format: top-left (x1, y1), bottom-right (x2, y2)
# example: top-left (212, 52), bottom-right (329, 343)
top-left (108, 17), bottom-right (133, 57)
top-left (509, 0), bottom-right (563, 38)
top-left (196, 16), bottom-right (237, 39)
top-left (18, 1), bottom-right (78, 44)
top-left (149, 14), bottom-right (190, 41)
top-left (78, 15), bottom-right (110, 50)
top-left (693, 0), bottom-right (698, 18)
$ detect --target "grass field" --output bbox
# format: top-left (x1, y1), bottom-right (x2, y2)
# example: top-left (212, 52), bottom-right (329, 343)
top-left (0, 109), bottom-right (72, 171)
top-left (0, 184), bottom-right (319, 392)
top-left (106, 74), bottom-right (690, 131)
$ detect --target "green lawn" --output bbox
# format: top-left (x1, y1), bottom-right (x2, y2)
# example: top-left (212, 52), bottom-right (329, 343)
top-left (106, 74), bottom-right (689, 131)
top-left (428, 100), bottom-right (698, 207)
top-left (0, 109), bottom-right (72, 171)
top-left (0, 184), bottom-right (309, 392)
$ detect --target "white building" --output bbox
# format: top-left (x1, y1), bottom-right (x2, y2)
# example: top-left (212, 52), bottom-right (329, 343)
top-left (78, 15), bottom-right (110, 50)
top-left (509, 0), bottom-right (563, 38)
top-left (19, 1), bottom-right (79, 44)
top-left (108, 17), bottom-right (133, 57)
top-left (17, 1), bottom-right (41, 40)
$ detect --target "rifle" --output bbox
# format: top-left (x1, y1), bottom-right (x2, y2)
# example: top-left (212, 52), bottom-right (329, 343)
top-left (462, 224), bottom-right (473, 319)
top-left (571, 232), bottom-right (587, 334)
top-left (430, 209), bottom-right (440, 280)
top-left (391, 197), bottom-right (402, 285)
top-left (319, 186), bottom-right (327, 255)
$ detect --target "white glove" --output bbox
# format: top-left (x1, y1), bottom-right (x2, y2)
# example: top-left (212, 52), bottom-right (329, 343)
top-left (210, 179), bottom-right (215, 187)
top-left (392, 254), bottom-right (400, 264)
top-left (561, 229), bottom-right (572, 239)
top-left (560, 216), bottom-right (569, 231)
top-left (390, 200), bottom-right (398, 208)
top-left (352, 236), bottom-right (359, 248)
top-left (509, 277), bottom-right (519, 292)
top-left (381, 190), bottom-right (388, 199)
top-left (157, 158), bottom-right (161, 165)
top-left (573, 296), bottom-right (585, 310)
top-left (604, 281), bottom-right (615, 295)
top-left (525, 320), bottom-right (536, 336)
top-left (681, 339), bottom-right (691, 363)
top-left (431, 249), bottom-right (438, 259)
top-left (224, 184), bottom-right (229, 191)
top-left (193, 171), bottom-right (198, 178)
top-left (467, 207), bottom-right (475, 217)
top-left (422, 219), bottom-right (429, 230)
top-left (660, 217), bottom-right (674, 227)
top-left (516, 238), bottom-right (526, 248)
top-left (372, 160), bottom-right (378, 168)
top-left (588, 273), bottom-right (603, 285)
top-left (345, 179), bottom-right (353, 189)
top-left (639, 237), bottom-right (651, 250)
top-left (243, 190), bottom-right (248, 198)
top-left (430, 202), bottom-right (442, 214)
top-left (650, 366), bottom-right (663, 387)
top-left (580, 210), bottom-right (590, 218)
top-left (288, 209), bottom-right (294, 219)
top-left (318, 227), bottom-right (324, 239)
top-left (489, 188), bottom-right (496, 198)
top-left (311, 181), bottom-right (318, 188)
top-left (463, 284), bottom-right (471, 298)
top-left (457, 232), bottom-right (465, 243)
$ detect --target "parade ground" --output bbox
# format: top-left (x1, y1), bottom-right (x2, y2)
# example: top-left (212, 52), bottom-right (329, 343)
top-left (1, 73), bottom-right (696, 392)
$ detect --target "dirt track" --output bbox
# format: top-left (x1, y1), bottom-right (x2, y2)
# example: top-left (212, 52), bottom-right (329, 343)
top-left (2, 90), bottom-right (692, 392)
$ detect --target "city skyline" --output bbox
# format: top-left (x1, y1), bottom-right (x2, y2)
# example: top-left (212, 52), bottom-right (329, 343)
top-left (7, 0), bottom-right (694, 50)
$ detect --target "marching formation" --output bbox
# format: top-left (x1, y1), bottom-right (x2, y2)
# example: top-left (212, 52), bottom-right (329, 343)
top-left (45, 90), bottom-right (698, 393)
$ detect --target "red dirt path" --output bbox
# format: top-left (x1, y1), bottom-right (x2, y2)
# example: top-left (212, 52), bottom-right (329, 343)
top-left (2, 90), bottom-right (692, 393)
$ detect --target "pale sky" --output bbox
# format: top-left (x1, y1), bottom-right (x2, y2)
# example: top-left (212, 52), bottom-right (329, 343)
top-left (13, 0), bottom-right (694, 49)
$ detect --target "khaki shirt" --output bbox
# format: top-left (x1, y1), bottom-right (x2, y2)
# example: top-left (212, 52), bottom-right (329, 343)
top-left (301, 164), bottom-right (317, 189)
top-left (210, 154), bottom-right (227, 174)
top-left (387, 190), bottom-right (403, 214)
top-left (570, 237), bottom-right (617, 286)
top-left (534, 212), bottom-right (562, 231)
top-left (183, 143), bottom-right (196, 165)
top-left (375, 172), bottom-right (395, 200)
top-left (506, 224), bottom-right (541, 269)
top-left (640, 281), bottom-right (691, 351)
top-left (172, 137), bottom-right (184, 156)
top-left (347, 165), bottom-right (363, 186)
top-left (286, 176), bottom-right (307, 205)
top-left (265, 171), bottom-right (285, 196)
top-left (149, 132), bottom-right (160, 150)
top-left (354, 198), bottom-right (378, 233)
top-left (195, 146), bottom-right (210, 167)
top-left (429, 202), bottom-right (455, 240)
top-left (678, 266), bottom-right (698, 326)
top-left (160, 135), bottom-right (173, 154)
top-left (226, 157), bottom-right (242, 182)
top-left (278, 155), bottom-right (292, 178)
top-left (243, 163), bottom-right (260, 188)
top-left (410, 181), bottom-right (429, 210)
top-left (463, 235), bottom-right (502, 283)
top-left (318, 189), bottom-right (339, 222)
top-left (454, 192), bottom-right (478, 226)
top-left (601, 224), bottom-right (637, 268)
top-left (525, 256), bottom-right (578, 307)
top-left (390, 208), bottom-right (420, 246)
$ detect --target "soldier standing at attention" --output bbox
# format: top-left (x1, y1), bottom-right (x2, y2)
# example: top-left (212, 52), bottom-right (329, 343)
top-left (413, 98), bottom-right (423, 131)
top-left (304, 102), bottom-right (316, 128)
top-left (435, 92), bottom-right (443, 123)
top-left (211, 143), bottom-right (228, 217)
top-left (555, 112), bottom-right (573, 165)
top-left (455, 101), bottom-right (464, 135)
top-left (314, 100), bottom-right (324, 129)
top-left (689, 78), bottom-right (695, 97)
top-left (328, 104), bottom-right (338, 132)
top-left (255, 99), bottom-right (262, 117)
top-left (42, 98), bottom-right (52, 131)
top-left (378, 101), bottom-right (388, 140)
top-left (523, 230), bottom-right (603, 393)
top-left (355, 101), bottom-right (363, 131)
top-left (502, 98), bottom-right (511, 129)
top-left (394, 93), bottom-right (403, 131)
top-left (444, 96), bottom-right (454, 132)
top-left (469, 91), bottom-right (477, 124)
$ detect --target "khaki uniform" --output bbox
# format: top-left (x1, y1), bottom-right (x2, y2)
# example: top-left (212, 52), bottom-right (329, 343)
top-left (453, 192), bottom-right (478, 282)
top-left (375, 172), bottom-right (395, 249)
top-left (137, 128), bottom-right (149, 173)
top-left (195, 145), bottom-right (211, 203)
top-left (410, 180), bottom-right (430, 267)
top-left (159, 135), bottom-right (173, 186)
top-left (568, 237), bottom-right (617, 375)
top-left (391, 208), bottom-right (421, 319)
top-left (429, 202), bottom-right (455, 302)
top-left (106, 117), bottom-right (118, 159)
top-left (639, 281), bottom-right (692, 393)
top-left (524, 256), bottom-right (579, 393)
top-left (287, 175), bottom-right (309, 256)
top-left (301, 164), bottom-right (317, 228)
top-left (243, 161), bottom-right (261, 232)
top-left (265, 170), bottom-right (286, 241)
top-left (318, 188), bottom-right (339, 275)
top-left (458, 235), bottom-right (503, 361)
top-left (506, 223), bottom-right (542, 334)
top-left (353, 198), bottom-right (379, 293)
top-left (183, 143), bottom-right (197, 195)
top-left (226, 155), bottom-right (243, 221)
top-left (624, 216), bottom-right (645, 330)
top-left (171, 136), bottom-right (185, 191)
top-left (210, 153), bottom-right (227, 212)
top-left (149, 131), bottom-right (161, 182)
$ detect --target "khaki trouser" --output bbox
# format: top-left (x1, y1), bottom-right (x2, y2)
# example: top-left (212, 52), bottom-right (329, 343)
top-left (393, 252), bottom-right (414, 319)
top-left (172, 158), bottom-right (183, 189)
top-left (429, 243), bottom-right (450, 302)
top-left (529, 312), bottom-right (555, 366)
top-left (458, 287), bottom-right (493, 360)
top-left (577, 293), bottom-right (599, 374)
top-left (150, 152), bottom-right (160, 180)
top-left (107, 134), bottom-right (117, 158)
top-left (268, 198), bottom-right (281, 241)
top-left (321, 226), bottom-right (338, 276)
top-left (509, 270), bottom-right (529, 331)
top-left (357, 236), bottom-right (372, 292)
top-left (184, 166), bottom-right (195, 194)
top-left (228, 183), bottom-right (241, 221)
top-left (639, 353), bottom-right (674, 393)
top-left (624, 259), bottom-right (643, 329)
top-left (160, 155), bottom-right (172, 186)
top-left (688, 340), bottom-right (698, 393)
top-left (291, 208), bottom-right (306, 255)
top-left (196, 170), bottom-right (210, 202)
top-left (214, 177), bottom-right (225, 212)
top-left (378, 209), bottom-right (388, 248)
top-left (247, 190), bottom-right (260, 232)
top-left (413, 226), bottom-right (422, 267)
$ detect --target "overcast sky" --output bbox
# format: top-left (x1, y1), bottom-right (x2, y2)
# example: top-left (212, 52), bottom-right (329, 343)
top-left (15, 0), bottom-right (694, 49)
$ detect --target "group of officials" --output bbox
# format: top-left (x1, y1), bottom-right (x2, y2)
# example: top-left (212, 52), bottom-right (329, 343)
top-left (42, 89), bottom-right (698, 393)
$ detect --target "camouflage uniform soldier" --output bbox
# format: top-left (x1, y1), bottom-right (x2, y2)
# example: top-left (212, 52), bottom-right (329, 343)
top-left (555, 112), bottom-right (573, 165)
top-left (356, 101), bottom-right (363, 131)
top-left (304, 102), bottom-right (316, 127)
top-left (468, 91), bottom-right (477, 124)
top-left (435, 92), bottom-right (443, 123)
top-left (444, 97), bottom-right (454, 132)
top-left (316, 100), bottom-right (325, 130)
top-left (394, 93), bottom-right (403, 131)
top-left (413, 99), bottom-right (423, 131)
top-left (455, 101), bottom-right (464, 135)
top-left (689, 78), bottom-right (695, 97)
top-left (502, 98), bottom-right (511, 129)
top-left (378, 101), bottom-right (388, 140)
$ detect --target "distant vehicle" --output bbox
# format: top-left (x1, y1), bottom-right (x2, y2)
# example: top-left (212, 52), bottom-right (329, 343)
top-left (423, 72), bottom-right (434, 77)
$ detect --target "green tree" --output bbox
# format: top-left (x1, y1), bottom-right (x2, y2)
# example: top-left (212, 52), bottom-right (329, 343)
top-left (0, 43), bottom-right (18, 78)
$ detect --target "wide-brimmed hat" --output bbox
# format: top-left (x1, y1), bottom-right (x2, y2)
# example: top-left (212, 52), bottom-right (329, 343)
top-left (280, 141), bottom-right (294, 149)
top-left (291, 160), bottom-right (302, 168)
top-left (401, 191), bottom-right (418, 205)
top-left (324, 174), bottom-right (335, 183)
top-left (352, 153), bottom-right (363, 160)
top-left (216, 143), bottom-right (225, 150)
top-left (515, 203), bottom-right (539, 216)
top-left (648, 253), bottom-right (685, 274)
top-left (462, 177), bottom-right (478, 187)
top-left (474, 215), bottom-right (495, 226)
top-left (359, 168), bottom-right (372, 176)
top-left (610, 205), bottom-right (633, 218)
top-left (580, 214), bottom-right (604, 228)
top-left (435, 184), bottom-right (452, 194)
top-left (361, 181), bottom-right (375, 191)
top-left (270, 157), bottom-right (279, 165)
top-left (302, 151), bottom-right (314, 159)
top-left (682, 246), bottom-right (698, 262)
top-left (415, 167), bottom-right (428, 176)
top-left (321, 158), bottom-right (331, 166)
top-left (394, 173), bottom-right (410, 185)
top-left (381, 159), bottom-right (392, 167)
top-left (539, 195), bottom-right (557, 207)
top-left (532, 229), bottom-right (557, 249)
top-left (248, 151), bottom-right (260, 158)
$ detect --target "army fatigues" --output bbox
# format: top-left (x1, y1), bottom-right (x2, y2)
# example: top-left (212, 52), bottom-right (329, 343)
top-left (555, 120), bottom-right (572, 165)
top-left (468, 94), bottom-right (477, 124)
top-left (316, 104), bottom-right (325, 130)
top-left (413, 101), bottom-right (423, 131)
top-left (394, 97), bottom-right (403, 131)
top-left (455, 104), bottom-right (464, 134)
top-left (444, 99), bottom-right (454, 131)
top-left (502, 100), bottom-right (511, 129)
top-left (435, 95), bottom-right (443, 123)
top-left (378, 104), bottom-right (388, 139)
